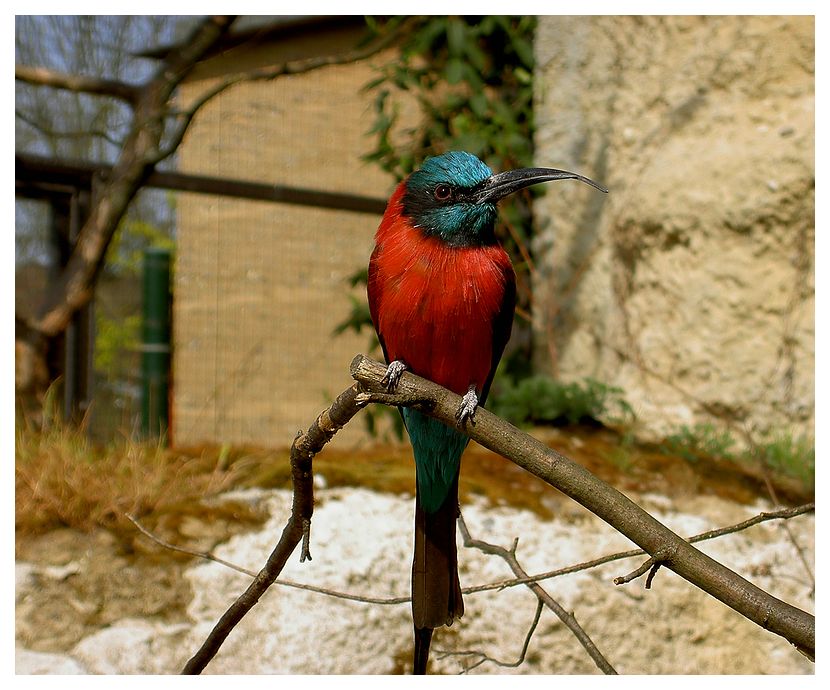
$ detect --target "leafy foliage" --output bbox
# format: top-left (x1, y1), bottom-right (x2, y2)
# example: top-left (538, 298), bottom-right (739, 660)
top-left (105, 215), bottom-right (176, 277)
top-left (489, 373), bottom-right (635, 428)
top-left (752, 431), bottom-right (815, 489)
top-left (661, 423), bottom-right (737, 464)
top-left (94, 313), bottom-right (140, 383)
top-left (661, 423), bottom-right (814, 489)
top-left (364, 16), bottom-right (536, 181)
top-left (336, 16), bottom-right (539, 383)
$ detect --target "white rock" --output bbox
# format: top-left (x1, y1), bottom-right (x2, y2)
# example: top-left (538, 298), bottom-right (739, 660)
top-left (15, 647), bottom-right (87, 674)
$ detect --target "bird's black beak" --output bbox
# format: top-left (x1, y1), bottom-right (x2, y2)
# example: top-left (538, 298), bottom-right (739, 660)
top-left (473, 167), bottom-right (608, 204)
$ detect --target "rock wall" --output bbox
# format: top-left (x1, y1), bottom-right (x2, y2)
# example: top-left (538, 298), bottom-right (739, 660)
top-left (533, 16), bottom-right (814, 443)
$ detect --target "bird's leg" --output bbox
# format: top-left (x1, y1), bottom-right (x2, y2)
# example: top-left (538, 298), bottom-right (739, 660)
top-left (381, 360), bottom-right (407, 392)
top-left (455, 384), bottom-right (479, 427)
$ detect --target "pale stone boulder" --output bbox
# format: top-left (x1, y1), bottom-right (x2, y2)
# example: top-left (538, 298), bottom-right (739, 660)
top-left (533, 16), bottom-right (814, 443)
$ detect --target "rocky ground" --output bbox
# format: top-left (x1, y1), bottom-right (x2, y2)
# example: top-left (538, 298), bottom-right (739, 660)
top-left (15, 468), bottom-right (814, 675)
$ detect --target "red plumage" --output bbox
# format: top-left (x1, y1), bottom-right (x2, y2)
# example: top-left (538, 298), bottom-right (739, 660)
top-left (368, 183), bottom-right (515, 397)
top-left (367, 177), bottom-right (516, 675)
top-left (366, 151), bottom-right (604, 674)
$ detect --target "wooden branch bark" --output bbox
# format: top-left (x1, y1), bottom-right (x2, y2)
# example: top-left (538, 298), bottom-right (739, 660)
top-left (181, 356), bottom-right (813, 673)
top-left (29, 15), bottom-right (235, 343)
top-left (15, 63), bottom-right (140, 104)
top-left (457, 515), bottom-right (617, 674)
top-left (349, 354), bottom-right (815, 661)
top-left (181, 383), bottom-right (365, 674)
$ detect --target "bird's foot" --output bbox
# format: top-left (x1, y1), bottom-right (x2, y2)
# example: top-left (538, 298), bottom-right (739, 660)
top-left (455, 385), bottom-right (479, 428)
top-left (382, 360), bottom-right (407, 392)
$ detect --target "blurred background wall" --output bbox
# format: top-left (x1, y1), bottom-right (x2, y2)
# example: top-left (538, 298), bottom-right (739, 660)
top-left (16, 16), bottom-right (814, 453)
top-left (172, 19), bottom-right (417, 447)
top-left (532, 16), bottom-right (814, 443)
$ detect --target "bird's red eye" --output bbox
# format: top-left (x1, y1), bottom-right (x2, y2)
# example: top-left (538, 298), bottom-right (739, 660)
top-left (434, 184), bottom-right (452, 201)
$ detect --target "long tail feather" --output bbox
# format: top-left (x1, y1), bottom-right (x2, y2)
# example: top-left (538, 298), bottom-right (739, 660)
top-left (413, 626), bottom-right (433, 675)
top-left (412, 471), bottom-right (464, 673)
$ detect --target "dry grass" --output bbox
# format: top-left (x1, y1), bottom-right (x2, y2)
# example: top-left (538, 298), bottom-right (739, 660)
top-left (17, 412), bottom-right (811, 547)
top-left (15, 418), bottom-right (245, 538)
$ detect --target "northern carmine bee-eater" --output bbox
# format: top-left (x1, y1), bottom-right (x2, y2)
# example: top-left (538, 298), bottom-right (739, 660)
top-left (367, 151), bottom-right (606, 674)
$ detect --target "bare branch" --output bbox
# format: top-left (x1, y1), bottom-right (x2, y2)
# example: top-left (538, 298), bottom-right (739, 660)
top-left (614, 556), bottom-right (659, 586)
top-left (126, 513), bottom-right (410, 605)
top-left (15, 107), bottom-right (125, 147)
top-left (32, 16), bottom-right (236, 341)
top-left (181, 382), bottom-right (366, 674)
top-left (613, 553), bottom-right (668, 588)
top-left (178, 356), bottom-right (814, 673)
top-left (466, 502), bottom-right (814, 594)
top-left (128, 499), bottom-right (814, 614)
top-left (436, 599), bottom-right (544, 673)
top-left (350, 354), bottom-right (815, 660)
top-left (156, 17), bottom-right (423, 163)
top-left (458, 515), bottom-right (617, 674)
top-left (20, 15), bottom-right (417, 386)
top-left (15, 63), bottom-right (140, 104)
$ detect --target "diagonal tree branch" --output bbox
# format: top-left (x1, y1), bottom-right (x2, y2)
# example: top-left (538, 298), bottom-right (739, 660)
top-left (182, 355), bottom-right (813, 673)
top-left (181, 382), bottom-right (367, 674)
top-left (15, 63), bottom-right (141, 104)
top-left (349, 354), bottom-right (815, 661)
top-left (28, 15), bottom-right (236, 342)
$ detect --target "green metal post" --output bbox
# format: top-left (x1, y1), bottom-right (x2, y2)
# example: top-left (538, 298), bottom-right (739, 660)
top-left (141, 247), bottom-right (171, 440)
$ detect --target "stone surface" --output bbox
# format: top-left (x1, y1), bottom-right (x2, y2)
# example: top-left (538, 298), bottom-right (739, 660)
top-left (15, 487), bottom-right (814, 675)
top-left (15, 647), bottom-right (88, 675)
top-left (533, 16), bottom-right (814, 443)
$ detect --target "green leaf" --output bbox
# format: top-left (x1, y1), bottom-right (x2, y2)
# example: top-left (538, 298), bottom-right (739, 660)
top-left (463, 37), bottom-right (488, 73)
top-left (446, 17), bottom-right (465, 57)
top-left (469, 92), bottom-right (489, 118)
top-left (514, 66), bottom-right (532, 85)
top-left (445, 57), bottom-right (464, 84)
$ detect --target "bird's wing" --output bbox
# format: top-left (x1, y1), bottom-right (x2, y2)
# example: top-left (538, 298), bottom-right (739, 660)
top-left (480, 263), bottom-right (516, 406)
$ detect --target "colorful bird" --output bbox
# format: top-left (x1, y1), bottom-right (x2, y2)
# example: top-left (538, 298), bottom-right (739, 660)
top-left (367, 151), bottom-right (606, 674)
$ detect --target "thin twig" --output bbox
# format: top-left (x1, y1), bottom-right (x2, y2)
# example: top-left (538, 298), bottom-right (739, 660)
top-left (181, 383), bottom-right (366, 674)
top-left (436, 599), bottom-right (545, 673)
top-left (350, 355), bottom-right (815, 660)
top-left (645, 562), bottom-right (662, 589)
top-left (614, 556), bottom-right (658, 586)
top-left (466, 503), bottom-right (815, 595)
top-left (127, 501), bottom-right (814, 610)
top-left (458, 515), bottom-right (617, 674)
top-left (126, 513), bottom-right (257, 577)
top-left (15, 107), bottom-right (126, 147)
top-left (126, 513), bottom-right (411, 605)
